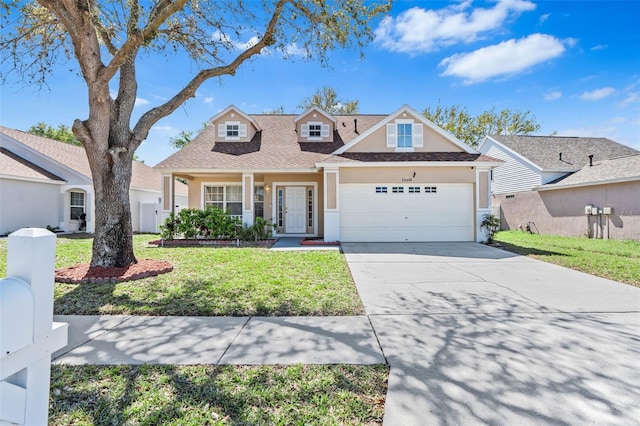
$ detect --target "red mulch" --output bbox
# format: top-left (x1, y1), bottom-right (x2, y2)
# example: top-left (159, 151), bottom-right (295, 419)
top-left (301, 239), bottom-right (341, 246)
top-left (55, 259), bottom-right (173, 284)
top-left (147, 239), bottom-right (276, 248)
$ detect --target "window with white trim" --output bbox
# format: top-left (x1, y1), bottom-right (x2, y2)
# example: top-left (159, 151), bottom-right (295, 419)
top-left (218, 121), bottom-right (247, 141)
top-left (70, 191), bottom-right (85, 220)
top-left (254, 185), bottom-right (264, 220)
top-left (307, 189), bottom-right (313, 227)
top-left (300, 122), bottom-right (330, 141)
top-left (386, 120), bottom-right (423, 150)
top-left (204, 185), bottom-right (242, 217)
top-left (277, 188), bottom-right (284, 227)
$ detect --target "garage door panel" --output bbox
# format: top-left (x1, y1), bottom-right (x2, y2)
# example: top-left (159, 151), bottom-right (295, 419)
top-left (339, 183), bottom-right (474, 242)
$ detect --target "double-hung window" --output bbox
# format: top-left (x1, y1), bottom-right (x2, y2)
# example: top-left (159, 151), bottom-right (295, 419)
top-left (397, 123), bottom-right (412, 148)
top-left (70, 191), bottom-right (85, 220)
top-left (226, 124), bottom-right (239, 138)
top-left (204, 185), bottom-right (242, 218)
top-left (309, 124), bottom-right (322, 138)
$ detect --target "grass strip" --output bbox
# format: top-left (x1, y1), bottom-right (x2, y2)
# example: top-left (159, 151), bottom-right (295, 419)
top-left (50, 364), bottom-right (389, 426)
top-left (494, 231), bottom-right (640, 287)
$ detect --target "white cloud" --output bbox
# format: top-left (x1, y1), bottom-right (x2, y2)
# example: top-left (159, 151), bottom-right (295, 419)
top-left (590, 44), bottom-right (607, 51)
top-left (375, 0), bottom-right (536, 54)
top-left (203, 97), bottom-right (215, 104)
top-left (618, 92), bottom-right (639, 107)
top-left (283, 42), bottom-right (307, 57)
top-left (608, 117), bottom-right (627, 124)
top-left (579, 87), bottom-right (615, 101)
top-left (439, 34), bottom-right (566, 83)
top-left (544, 91), bottom-right (562, 100)
top-left (135, 97), bottom-right (150, 107)
top-left (538, 13), bottom-right (550, 24)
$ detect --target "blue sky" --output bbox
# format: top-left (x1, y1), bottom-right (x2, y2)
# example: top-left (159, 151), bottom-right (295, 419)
top-left (1, 0), bottom-right (639, 166)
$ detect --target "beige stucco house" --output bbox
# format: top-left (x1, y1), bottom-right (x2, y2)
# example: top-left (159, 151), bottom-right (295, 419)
top-left (0, 127), bottom-right (187, 235)
top-left (478, 135), bottom-right (640, 239)
top-left (155, 105), bottom-right (502, 242)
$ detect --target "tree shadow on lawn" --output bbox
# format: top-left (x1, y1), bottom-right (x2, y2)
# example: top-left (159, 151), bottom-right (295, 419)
top-left (494, 241), bottom-right (568, 258)
top-left (54, 278), bottom-right (358, 316)
top-left (50, 364), bottom-right (388, 425)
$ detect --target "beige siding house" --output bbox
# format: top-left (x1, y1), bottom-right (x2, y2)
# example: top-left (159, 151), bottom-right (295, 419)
top-left (155, 105), bottom-right (502, 242)
top-left (0, 127), bottom-right (187, 234)
top-left (478, 135), bottom-right (640, 239)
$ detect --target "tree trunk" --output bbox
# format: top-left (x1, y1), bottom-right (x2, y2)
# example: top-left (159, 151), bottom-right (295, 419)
top-left (88, 146), bottom-right (137, 268)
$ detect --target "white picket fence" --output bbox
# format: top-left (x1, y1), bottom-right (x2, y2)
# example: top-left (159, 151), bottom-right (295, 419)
top-left (0, 228), bottom-right (68, 425)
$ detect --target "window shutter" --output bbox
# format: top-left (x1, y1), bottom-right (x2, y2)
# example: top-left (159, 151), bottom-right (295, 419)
top-left (301, 124), bottom-right (310, 138)
top-left (218, 123), bottom-right (226, 137)
top-left (239, 123), bottom-right (247, 138)
top-left (321, 124), bottom-right (330, 137)
top-left (413, 123), bottom-right (424, 148)
top-left (386, 123), bottom-right (397, 148)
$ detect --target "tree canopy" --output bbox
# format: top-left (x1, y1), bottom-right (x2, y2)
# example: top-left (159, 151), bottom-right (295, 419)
top-left (298, 86), bottom-right (359, 114)
top-left (1, 0), bottom-right (390, 268)
top-left (27, 122), bottom-right (81, 145)
top-left (423, 103), bottom-right (541, 148)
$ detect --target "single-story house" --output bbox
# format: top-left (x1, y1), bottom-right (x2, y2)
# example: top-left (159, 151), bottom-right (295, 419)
top-left (478, 135), bottom-right (640, 239)
top-left (0, 126), bottom-right (188, 235)
top-left (154, 105), bottom-right (502, 242)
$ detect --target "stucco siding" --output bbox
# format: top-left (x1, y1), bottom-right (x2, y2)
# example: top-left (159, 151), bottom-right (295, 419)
top-left (213, 110), bottom-right (257, 142)
top-left (347, 110), bottom-right (461, 153)
top-left (339, 167), bottom-right (476, 184)
top-left (483, 142), bottom-right (541, 194)
top-left (295, 111), bottom-right (335, 142)
top-left (0, 178), bottom-right (61, 234)
top-left (494, 181), bottom-right (640, 240)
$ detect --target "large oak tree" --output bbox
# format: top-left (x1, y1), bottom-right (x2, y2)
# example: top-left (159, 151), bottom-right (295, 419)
top-left (1, 0), bottom-right (390, 268)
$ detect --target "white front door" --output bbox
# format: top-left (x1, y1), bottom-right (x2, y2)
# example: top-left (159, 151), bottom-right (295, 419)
top-left (285, 187), bottom-right (306, 233)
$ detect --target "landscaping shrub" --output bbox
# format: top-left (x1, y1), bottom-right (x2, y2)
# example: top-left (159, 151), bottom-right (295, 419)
top-left (159, 208), bottom-right (270, 240)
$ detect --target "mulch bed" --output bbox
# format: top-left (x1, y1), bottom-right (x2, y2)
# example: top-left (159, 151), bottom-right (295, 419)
top-left (55, 259), bottom-right (173, 284)
top-left (147, 239), bottom-right (276, 248)
top-left (301, 239), bottom-right (341, 246)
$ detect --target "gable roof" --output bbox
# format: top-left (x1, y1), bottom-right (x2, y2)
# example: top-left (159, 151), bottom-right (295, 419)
top-left (294, 106), bottom-right (337, 124)
top-left (334, 105), bottom-right (476, 155)
top-left (209, 105), bottom-right (261, 130)
top-left (0, 126), bottom-right (186, 194)
top-left (155, 114), bottom-right (386, 171)
top-left (536, 154), bottom-right (640, 191)
top-left (0, 147), bottom-right (64, 182)
top-left (482, 135), bottom-right (639, 172)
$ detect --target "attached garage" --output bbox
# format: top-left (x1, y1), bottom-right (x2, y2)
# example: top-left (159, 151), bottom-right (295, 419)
top-left (339, 183), bottom-right (474, 242)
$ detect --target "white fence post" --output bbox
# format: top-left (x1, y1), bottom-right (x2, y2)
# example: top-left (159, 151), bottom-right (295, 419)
top-left (0, 228), bottom-right (68, 425)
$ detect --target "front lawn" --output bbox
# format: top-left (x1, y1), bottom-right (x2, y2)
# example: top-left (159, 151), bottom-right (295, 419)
top-left (50, 364), bottom-right (389, 425)
top-left (494, 231), bottom-right (640, 287)
top-left (0, 234), bottom-right (363, 316)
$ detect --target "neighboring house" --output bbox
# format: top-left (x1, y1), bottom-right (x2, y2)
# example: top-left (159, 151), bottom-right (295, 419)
top-left (154, 105), bottom-right (502, 242)
top-left (478, 135), bottom-right (640, 239)
top-left (0, 127), bottom-right (187, 235)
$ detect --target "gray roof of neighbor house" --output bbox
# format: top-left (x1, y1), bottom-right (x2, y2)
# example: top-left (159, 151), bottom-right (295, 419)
top-left (155, 114), bottom-right (499, 171)
top-left (488, 135), bottom-right (639, 171)
top-left (538, 154), bottom-right (640, 190)
top-left (0, 126), bottom-right (187, 195)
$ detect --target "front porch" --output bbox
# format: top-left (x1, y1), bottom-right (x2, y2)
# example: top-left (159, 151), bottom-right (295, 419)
top-left (161, 172), bottom-right (325, 238)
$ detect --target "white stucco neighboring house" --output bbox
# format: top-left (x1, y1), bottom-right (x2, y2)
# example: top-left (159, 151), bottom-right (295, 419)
top-left (0, 126), bottom-right (187, 235)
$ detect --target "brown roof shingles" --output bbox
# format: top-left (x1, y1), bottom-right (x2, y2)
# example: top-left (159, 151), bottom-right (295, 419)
top-left (155, 114), bottom-right (387, 170)
top-left (336, 152), bottom-right (495, 162)
top-left (0, 126), bottom-right (187, 195)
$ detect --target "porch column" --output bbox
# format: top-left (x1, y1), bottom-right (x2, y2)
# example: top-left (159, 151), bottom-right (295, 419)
top-left (161, 174), bottom-right (174, 214)
top-left (323, 167), bottom-right (340, 242)
top-left (242, 172), bottom-right (254, 226)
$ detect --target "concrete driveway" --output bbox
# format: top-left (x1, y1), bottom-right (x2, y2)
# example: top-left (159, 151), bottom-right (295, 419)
top-left (342, 242), bottom-right (640, 426)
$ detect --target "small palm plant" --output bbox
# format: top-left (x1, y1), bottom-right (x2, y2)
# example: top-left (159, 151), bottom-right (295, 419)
top-left (480, 213), bottom-right (501, 244)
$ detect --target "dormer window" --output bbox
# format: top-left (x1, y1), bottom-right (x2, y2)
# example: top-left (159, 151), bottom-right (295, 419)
top-left (386, 119), bottom-right (423, 152)
top-left (301, 121), bottom-right (330, 141)
top-left (218, 121), bottom-right (247, 141)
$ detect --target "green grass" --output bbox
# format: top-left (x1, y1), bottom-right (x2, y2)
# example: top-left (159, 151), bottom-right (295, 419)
top-left (0, 234), bottom-right (363, 316)
top-left (494, 231), bottom-right (640, 287)
top-left (50, 364), bottom-right (389, 425)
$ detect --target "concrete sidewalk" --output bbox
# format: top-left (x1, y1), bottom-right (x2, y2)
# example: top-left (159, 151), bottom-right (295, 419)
top-left (53, 315), bottom-right (385, 365)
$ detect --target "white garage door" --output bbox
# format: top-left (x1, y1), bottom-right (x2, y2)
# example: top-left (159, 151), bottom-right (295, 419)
top-left (340, 183), bottom-right (474, 242)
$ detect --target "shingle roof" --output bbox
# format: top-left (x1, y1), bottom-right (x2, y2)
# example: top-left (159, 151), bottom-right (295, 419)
top-left (0, 147), bottom-right (64, 181)
top-left (335, 152), bottom-right (496, 163)
top-left (0, 126), bottom-right (187, 195)
top-left (540, 154), bottom-right (640, 189)
top-left (488, 135), bottom-right (639, 171)
top-left (155, 114), bottom-right (387, 170)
